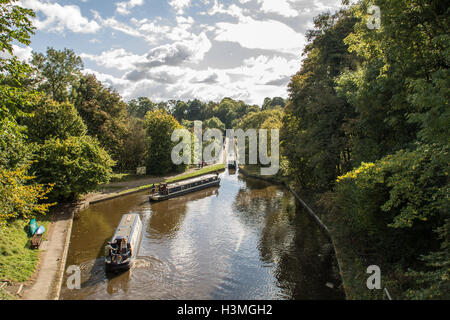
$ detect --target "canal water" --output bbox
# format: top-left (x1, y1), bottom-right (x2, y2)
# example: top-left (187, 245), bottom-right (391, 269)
top-left (60, 170), bottom-right (344, 300)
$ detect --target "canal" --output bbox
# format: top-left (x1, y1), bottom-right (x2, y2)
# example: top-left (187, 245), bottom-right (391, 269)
top-left (60, 170), bottom-right (344, 300)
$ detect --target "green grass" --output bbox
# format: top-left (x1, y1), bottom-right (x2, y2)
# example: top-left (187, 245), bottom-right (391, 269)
top-left (239, 164), bottom-right (289, 185)
top-left (116, 163), bottom-right (226, 195)
top-left (166, 163), bottom-right (225, 183)
top-left (0, 219), bottom-right (49, 283)
top-left (0, 288), bottom-right (16, 300)
top-left (109, 173), bottom-right (139, 183)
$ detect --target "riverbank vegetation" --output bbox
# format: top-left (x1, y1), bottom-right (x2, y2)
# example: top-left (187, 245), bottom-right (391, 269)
top-left (281, 0), bottom-right (448, 299)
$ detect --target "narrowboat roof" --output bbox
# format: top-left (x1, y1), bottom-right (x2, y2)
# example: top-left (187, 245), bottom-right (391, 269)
top-left (113, 213), bottom-right (140, 240)
top-left (168, 174), bottom-right (218, 188)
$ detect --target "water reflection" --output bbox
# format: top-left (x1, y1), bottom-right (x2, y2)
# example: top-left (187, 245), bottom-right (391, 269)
top-left (148, 187), bottom-right (219, 238)
top-left (61, 170), bottom-right (343, 300)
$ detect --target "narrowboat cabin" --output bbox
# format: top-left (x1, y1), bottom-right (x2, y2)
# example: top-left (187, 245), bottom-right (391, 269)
top-left (149, 173), bottom-right (220, 202)
top-left (105, 213), bottom-right (142, 272)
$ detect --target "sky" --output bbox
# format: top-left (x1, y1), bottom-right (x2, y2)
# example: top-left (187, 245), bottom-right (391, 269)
top-left (12, 0), bottom-right (345, 105)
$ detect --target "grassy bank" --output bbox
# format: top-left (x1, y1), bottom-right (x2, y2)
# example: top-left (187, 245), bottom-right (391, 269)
top-left (166, 163), bottom-right (225, 183)
top-left (238, 164), bottom-right (289, 185)
top-left (0, 218), bottom-right (50, 299)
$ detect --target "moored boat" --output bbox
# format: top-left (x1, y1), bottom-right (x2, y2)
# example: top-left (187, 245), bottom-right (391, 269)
top-left (105, 213), bottom-right (142, 272)
top-left (227, 153), bottom-right (237, 169)
top-left (149, 173), bottom-right (220, 202)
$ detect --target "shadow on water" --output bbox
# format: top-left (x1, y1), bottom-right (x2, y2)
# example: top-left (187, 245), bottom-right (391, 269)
top-left (233, 178), bottom-right (344, 300)
top-left (147, 187), bottom-right (219, 239)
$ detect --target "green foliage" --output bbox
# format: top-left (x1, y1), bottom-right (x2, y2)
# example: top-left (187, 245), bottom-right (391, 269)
top-left (118, 117), bottom-right (146, 170)
top-left (0, 58), bottom-right (38, 121)
top-left (20, 98), bottom-right (87, 143)
top-left (336, 0), bottom-right (448, 163)
top-left (262, 97), bottom-right (285, 110)
top-left (334, 144), bottom-right (449, 295)
top-left (127, 97), bottom-right (155, 118)
top-left (31, 136), bottom-right (115, 201)
top-left (407, 69), bottom-right (450, 146)
top-left (0, 0), bottom-right (35, 56)
top-left (0, 117), bottom-right (30, 170)
top-left (144, 109), bottom-right (185, 174)
top-left (0, 164), bottom-right (54, 226)
top-left (283, 0), bottom-right (449, 299)
top-left (73, 74), bottom-right (129, 167)
top-left (30, 47), bottom-right (83, 102)
top-left (406, 220), bottom-right (450, 300)
top-left (203, 117), bottom-right (225, 133)
top-left (238, 108), bottom-right (283, 131)
top-left (283, 9), bottom-right (358, 191)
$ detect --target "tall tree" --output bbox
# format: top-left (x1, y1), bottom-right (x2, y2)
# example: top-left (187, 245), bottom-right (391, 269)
top-left (73, 74), bottom-right (129, 167)
top-left (0, 0), bottom-right (54, 225)
top-left (30, 47), bottom-right (83, 102)
top-left (283, 9), bottom-right (359, 190)
top-left (20, 98), bottom-right (87, 144)
top-left (144, 109), bottom-right (185, 174)
top-left (127, 97), bottom-right (155, 118)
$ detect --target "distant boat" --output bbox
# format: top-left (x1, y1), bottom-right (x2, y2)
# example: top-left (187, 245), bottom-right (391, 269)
top-left (227, 154), bottom-right (237, 169)
top-left (149, 173), bottom-right (220, 202)
top-left (105, 213), bottom-right (143, 272)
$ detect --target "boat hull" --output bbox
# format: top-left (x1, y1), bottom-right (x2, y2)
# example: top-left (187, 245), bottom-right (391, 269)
top-left (150, 180), bottom-right (220, 202)
top-left (105, 260), bottom-right (132, 272)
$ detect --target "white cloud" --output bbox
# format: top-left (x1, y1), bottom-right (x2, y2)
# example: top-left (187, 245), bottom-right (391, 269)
top-left (87, 51), bottom-right (299, 105)
top-left (214, 16), bottom-right (306, 54)
top-left (81, 48), bottom-right (147, 71)
top-left (0, 45), bottom-right (33, 62)
top-left (93, 12), bottom-right (149, 41)
top-left (169, 0), bottom-right (191, 15)
top-left (125, 32), bottom-right (211, 80)
top-left (19, 0), bottom-right (100, 33)
top-left (116, 0), bottom-right (144, 15)
top-left (200, 1), bottom-right (246, 21)
top-left (257, 0), bottom-right (299, 17)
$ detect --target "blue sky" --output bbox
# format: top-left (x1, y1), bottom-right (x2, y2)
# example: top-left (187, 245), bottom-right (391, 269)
top-left (13, 0), bottom-right (345, 105)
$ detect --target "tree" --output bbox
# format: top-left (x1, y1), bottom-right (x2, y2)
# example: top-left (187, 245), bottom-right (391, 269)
top-left (73, 74), bottom-right (129, 166)
top-left (127, 97), bottom-right (155, 118)
top-left (203, 117), bottom-right (225, 133)
top-left (283, 9), bottom-right (358, 190)
top-left (144, 109), bottom-right (185, 174)
top-left (30, 47), bottom-right (83, 102)
top-left (216, 98), bottom-right (237, 128)
top-left (336, 0), bottom-right (448, 164)
top-left (20, 98), bottom-right (87, 144)
top-left (262, 97), bottom-right (285, 110)
top-left (238, 109), bottom-right (283, 131)
top-left (333, 144), bottom-right (449, 288)
top-left (31, 136), bottom-right (115, 201)
top-left (186, 99), bottom-right (204, 121)
top-left (328, 0), bottom-right (450, 299)
top-left (118, 117), bottom-right (146, 171)
top-left (0, 0), bottom-right (35, 57)
top-left (0, 0), bottom-right (54, 225)
top-left (172, 100), bottom-right (188, 122)
top-left (0, 164), bottom-right (54, 227)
